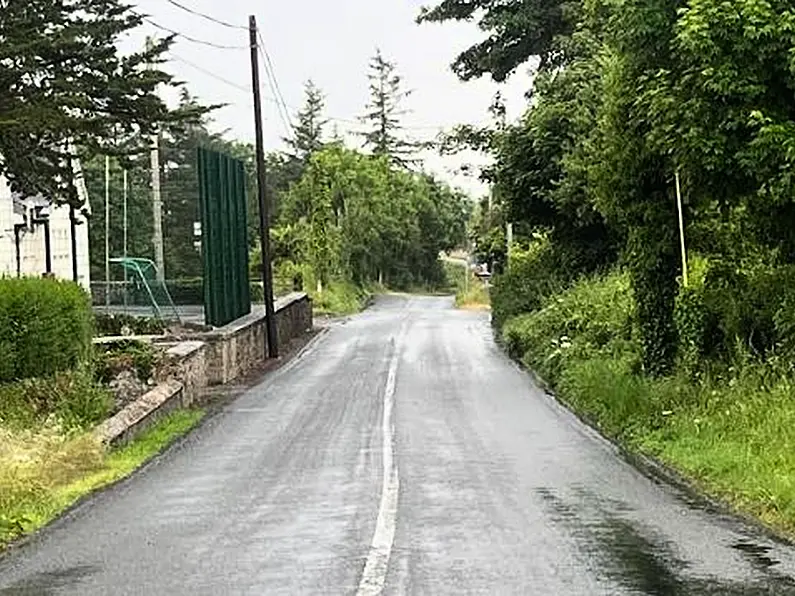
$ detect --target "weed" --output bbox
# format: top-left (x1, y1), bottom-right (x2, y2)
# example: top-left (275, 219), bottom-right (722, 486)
top-left (0, 409), bottom-right (203, 549)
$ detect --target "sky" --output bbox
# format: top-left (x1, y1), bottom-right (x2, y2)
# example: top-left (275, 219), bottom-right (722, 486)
top-left (130, 0), bottom-right (535, 197)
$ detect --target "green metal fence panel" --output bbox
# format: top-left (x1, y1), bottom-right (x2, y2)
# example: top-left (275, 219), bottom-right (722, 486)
top-left (197, 147), bottom-right (251, 327)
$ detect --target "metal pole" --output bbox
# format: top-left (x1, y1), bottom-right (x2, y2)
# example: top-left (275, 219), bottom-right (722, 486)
top-left (104, 155), bottom-right (110, 305)
top-left (250, 15), bottom-right (279, 359)
top-left (43, 219), bottom-right (52, 275)
top-left (69, 205), bottom-right (78, 283)
top-left (14, 224), bottom-right (23, 277)
top-left (675, 170), bottom-right (689, 288)
top-left (506, 222), bottom-right (513, 268)
top-left (123, 169), bottom-right (129, 309)
top-left (151, 134), bottom-right (165, 282)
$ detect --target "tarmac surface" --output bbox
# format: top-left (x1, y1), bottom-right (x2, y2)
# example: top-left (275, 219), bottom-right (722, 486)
top-left (2, 294), bottom-right (795, 595)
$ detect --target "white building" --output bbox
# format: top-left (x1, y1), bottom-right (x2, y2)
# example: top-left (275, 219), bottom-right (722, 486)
top-left (0, 174), bottom-right (91, 290)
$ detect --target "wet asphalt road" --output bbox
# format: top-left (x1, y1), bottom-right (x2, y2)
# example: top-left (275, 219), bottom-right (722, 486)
top-left (3, 294), bottom-right (795, 595)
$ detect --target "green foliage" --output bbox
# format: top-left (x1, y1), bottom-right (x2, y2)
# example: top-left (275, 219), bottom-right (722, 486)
top-left (0, 408), bottom-right (203, 549)
top-left (455, 279), bottom-right (490, 310)
top-left (311, 281), bottom-right (370, 316)
top-left (0, 369), bottom-right (112, 430)
top-left (416, 0), bottom-right (576, 81)
top-left (490, 239), bottom-right (567, 330)
top-left (502, 269), bottom-right (638, 381)
top-left (94, 313), bottom-right (165, 337)
top-left (0, 278), bottom-right (93, 383)
top-left (277, 145), bottom-right (468, 292)
top-left (0, 0), bottom-right (206, 206)
top-left (95, 341), bottom-right (158, 384)
top-left (360, 50), bottom-right (418, 167)
top-left (285, 80), bottom-right (328, 161)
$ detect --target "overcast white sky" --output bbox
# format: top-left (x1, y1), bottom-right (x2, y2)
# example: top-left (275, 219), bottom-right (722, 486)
top-left (130, 0), bottom-right (534, 197)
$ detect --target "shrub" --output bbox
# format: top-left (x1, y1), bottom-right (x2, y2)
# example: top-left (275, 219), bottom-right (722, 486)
top-left (0, 369), bottom-right (112, 430)
top-left (490, 239), bottom-right (565, 330)
top-left (312, 281), bottom-right (369, 315)
top-left (94, 313), bottom-right (166, 337)
top-left (164, 278), bottom-right (204, 306)
top-left (502, 269), bottom-right (639, 382)
top-left (0, 278), bottom-right (93, 383)
top-left (95, 341), bottom-right (158, 384)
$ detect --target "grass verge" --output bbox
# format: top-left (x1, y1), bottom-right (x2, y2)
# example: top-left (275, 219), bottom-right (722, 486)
top-left (443, 260), bottom-right (490, 310)
top-left (0, 409), bottom-right (204, 550)
top-left (501, 269), bottom-right (795, 538)
top-left (455, 280), bottom-right (491, 310)
top-left (311, 280), bottom-right (372, 317)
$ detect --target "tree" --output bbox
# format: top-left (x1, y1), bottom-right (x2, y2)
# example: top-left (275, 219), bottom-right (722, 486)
top-left (276, 145), bottom-right (469, 291)
top-left (360, 49), bottom-right (416, 167)
top-left (0, 0), bottom-right (203, 206)
top-left (416, 0), bottom-right (579, 81)
top-left (285, 80), bottom-right (328, 161)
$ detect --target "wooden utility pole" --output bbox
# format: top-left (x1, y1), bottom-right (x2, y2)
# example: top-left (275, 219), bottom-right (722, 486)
top-left (249, 15), bottom-right (279, 358)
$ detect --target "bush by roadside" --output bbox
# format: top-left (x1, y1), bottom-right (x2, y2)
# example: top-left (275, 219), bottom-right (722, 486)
top-left (311, 280), bottom-right (371, 316)
top-left (499, 266), bottom-right (795, 537)
top-left (0, 278), bottom-right (93, 383)
top-left (0, 369), bottom-right (112, 432)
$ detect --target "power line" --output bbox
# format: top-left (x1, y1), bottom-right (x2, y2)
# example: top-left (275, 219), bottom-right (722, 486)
top-left (256, 30), bottom-right (294, 139)
top-left (163, 0), bottom-right (246, 30)
top-left (141, 16), bottom-right (247, 50)
top-left (167, 56), bottom-right (458, 134)
top-left (169, 52), bottom-right (250, 93)
top-left (256, 36), bottom-right (293, 138)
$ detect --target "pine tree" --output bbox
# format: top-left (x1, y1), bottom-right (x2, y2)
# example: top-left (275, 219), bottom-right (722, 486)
top-left (285, 80), bottom-right (329, 161)
top-left (360, 49), bottom-right (416, 167)
top-left (0, 0), bottom-right (204, 207)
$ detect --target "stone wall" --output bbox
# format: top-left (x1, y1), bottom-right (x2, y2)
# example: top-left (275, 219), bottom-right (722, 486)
top-left (96, 292), bottom-right (313, 445)
top-left (158, 341), bottom-right (207, 406)
top-left (197, 292), bottom-right (312, 385)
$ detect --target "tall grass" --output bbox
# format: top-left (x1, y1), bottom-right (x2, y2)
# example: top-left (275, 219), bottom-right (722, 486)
top-left (311, 280), bottom-right (371, 316)
top-left (0, 410), bottom-right (203, 548)
top-left (442, 260), bottom-right (490, 309)
top-left (500, 268), bottom-right (795, 537)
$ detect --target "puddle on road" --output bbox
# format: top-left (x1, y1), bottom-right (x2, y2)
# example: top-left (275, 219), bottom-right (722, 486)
top-left (535, 487), bottom-right (795, 595)
top-left (0, 564), bottom-right (100, 595)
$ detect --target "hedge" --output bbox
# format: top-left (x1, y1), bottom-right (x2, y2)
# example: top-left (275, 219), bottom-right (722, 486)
top-left (0, 278), bottom-right (94, 383)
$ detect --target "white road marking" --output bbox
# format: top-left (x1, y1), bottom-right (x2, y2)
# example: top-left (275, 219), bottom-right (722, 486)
top-left (356, 323), bottom-right (407, 596)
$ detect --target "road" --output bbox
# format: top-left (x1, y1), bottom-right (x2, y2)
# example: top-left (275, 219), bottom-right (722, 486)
top-left (2, 294), bottom-right (795, 595)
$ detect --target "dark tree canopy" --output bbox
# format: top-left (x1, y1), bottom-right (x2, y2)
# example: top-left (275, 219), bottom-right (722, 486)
top-left (360, 49), bottom-right (417, 167)
top-left (0, 0), bottom-right (203, 206)
top-left (285, 80), bottom-right (329, 161)
top-left (416, 0), bottom-right (578, 81)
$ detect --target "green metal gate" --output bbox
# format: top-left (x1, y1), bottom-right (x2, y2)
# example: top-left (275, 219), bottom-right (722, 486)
top-left (197, 147), bottom-right (251, 327)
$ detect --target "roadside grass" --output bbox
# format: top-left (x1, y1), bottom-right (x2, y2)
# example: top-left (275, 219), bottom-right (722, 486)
top-left (0, 409), bottom-right (204, 549)
top-left (311, 280), bottom-right (371, 316)
top-left (455, 280), bottom-right (491, 310)
top-left (502, 269), bottom-right (795, 538)
top-left (442, 259), bottom-right (491, 310)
